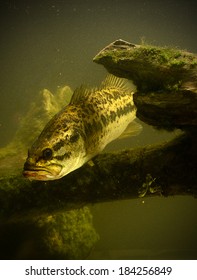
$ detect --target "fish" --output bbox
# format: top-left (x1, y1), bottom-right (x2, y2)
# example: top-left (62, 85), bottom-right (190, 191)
top-left (23, 75), bottom-right (141, 181)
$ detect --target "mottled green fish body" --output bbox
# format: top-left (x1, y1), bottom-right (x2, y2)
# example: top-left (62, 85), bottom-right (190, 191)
top-left (23, 75), bottom-right (139, 180)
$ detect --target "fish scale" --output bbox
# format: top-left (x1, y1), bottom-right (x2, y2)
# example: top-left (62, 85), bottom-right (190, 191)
top-left (23, 75), bottom-right (141, 181)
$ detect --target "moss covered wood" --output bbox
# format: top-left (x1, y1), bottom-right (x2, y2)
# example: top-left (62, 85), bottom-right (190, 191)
top-left (94, 39), bottom-right (197, 128)
top-left (0, 132), bottom-right (196, 221)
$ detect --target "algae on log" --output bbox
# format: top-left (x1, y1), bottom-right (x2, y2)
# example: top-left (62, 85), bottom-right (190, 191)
top-left (93, 39), bottom-right (197, 128)
top-left (0, 132), bottom-right (197, 221)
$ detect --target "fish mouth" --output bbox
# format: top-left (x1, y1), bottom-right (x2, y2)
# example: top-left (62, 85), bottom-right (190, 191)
top-left (23, 165), bottom-right (62, 181)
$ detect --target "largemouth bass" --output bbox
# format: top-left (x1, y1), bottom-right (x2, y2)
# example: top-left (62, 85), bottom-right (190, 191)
top-left (23, 75), bottom-right (141, 181)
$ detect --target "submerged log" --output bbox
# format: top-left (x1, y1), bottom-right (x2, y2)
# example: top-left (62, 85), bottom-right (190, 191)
top-left (93, 39), bottom-right (197, 128)
top-left (0, 132), bottom-right (197, 222)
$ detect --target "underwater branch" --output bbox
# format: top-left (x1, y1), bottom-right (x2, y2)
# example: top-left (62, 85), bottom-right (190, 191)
top-left (0, 132), bottom-right (196, 220)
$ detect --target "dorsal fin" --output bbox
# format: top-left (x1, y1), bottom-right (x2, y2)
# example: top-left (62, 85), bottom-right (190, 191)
top-left (70, 85), bottom-right (97, 105)
top-left (100, 74), bottom-right (136, 92)
top-left (70, 75), bottom-right (135, 105)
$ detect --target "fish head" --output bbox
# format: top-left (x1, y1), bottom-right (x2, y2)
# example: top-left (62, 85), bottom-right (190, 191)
top-left (23, 127), bottom-right (86, 181)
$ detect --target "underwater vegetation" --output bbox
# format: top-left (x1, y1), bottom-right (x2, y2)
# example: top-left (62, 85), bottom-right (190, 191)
top-left (0, 86), bottom-right (73, 178)
top-left (0, 85), bottom-right (73, 162)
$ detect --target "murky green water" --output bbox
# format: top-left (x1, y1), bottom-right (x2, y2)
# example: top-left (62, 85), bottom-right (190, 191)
top-left (89, 196), bottom-right (197, 260)
top-left (0, 1), bottom-right (197, 259)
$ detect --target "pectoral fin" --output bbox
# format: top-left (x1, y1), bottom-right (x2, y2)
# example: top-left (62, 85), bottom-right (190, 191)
top-left (119, 121), bottom-right (142, 139)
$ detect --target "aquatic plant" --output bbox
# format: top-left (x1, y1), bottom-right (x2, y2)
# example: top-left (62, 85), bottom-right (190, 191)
top-left (0, 85), bottom-right (73, 162)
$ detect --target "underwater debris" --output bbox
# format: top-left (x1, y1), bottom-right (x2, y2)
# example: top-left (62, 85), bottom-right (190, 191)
top-left (138, 173), bottom-right (162, 198)
top-left (94, 39), bottom-right (197, 92)
top-left (94, 39), bottom-right (197, 129)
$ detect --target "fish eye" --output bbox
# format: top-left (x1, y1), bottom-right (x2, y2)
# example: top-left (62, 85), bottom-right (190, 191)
top-left (42, 148), bottom-right (53, 160)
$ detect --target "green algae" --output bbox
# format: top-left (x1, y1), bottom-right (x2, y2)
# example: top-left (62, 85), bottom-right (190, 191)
top-left (96, 44), bottom-right (197, 70)
top-left (94, 42), bottom-right (197, 92)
